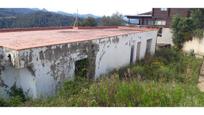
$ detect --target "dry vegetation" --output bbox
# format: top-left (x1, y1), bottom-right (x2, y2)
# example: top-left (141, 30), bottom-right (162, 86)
top-left (0, 48), bottom-right (203, 107)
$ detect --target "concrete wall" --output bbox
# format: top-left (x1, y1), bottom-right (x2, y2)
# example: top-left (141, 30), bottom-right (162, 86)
top-left (0, 48), bottom-right (38, 98)
top-left (183, 37), bottom-right (204, 56)
top-left (0, 47), bottom-right (8, 98)
top-left (156, 27), bottom-right (204, 56)
top-left (0, 30), bottom-right (158, 98)
top-left (157, 28), bottom-right (173, 46)
top-left (95, 31), bottom-right (157, 78)
top-left (0, 43), bottom-right (92, 98)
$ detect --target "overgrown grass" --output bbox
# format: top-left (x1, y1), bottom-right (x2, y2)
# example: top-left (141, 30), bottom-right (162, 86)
top-left (2, 48), bottom-right (204, 107)
top-left (0, 85), bottom-right (27, 107)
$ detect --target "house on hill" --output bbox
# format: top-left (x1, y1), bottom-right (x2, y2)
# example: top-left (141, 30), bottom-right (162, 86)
top-left (126, 8), bottom-right (190, 47)
top-left (126, 8), bottom-right (204, 56)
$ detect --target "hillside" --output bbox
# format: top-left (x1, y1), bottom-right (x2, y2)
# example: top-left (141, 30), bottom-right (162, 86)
top-left (0, 8), bottom-right (39, 17)
top-left (57, 11), bottom-right (99, 18)
top-left (0, 8), bottom-right (76, 28)
top-left (0, 8), bottom-right (99, 29)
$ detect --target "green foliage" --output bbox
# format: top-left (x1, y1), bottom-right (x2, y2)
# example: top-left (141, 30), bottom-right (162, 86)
top-left (171, 16), bottom-right (194, 49)
top-left (59, 77), bottom-right (90, 97)
top-left (20, 48), bottom-right (203, 107)
top-left (171, 8), bottom-right (204, 49)
top-left (193, 29), bottom-right (204, 39)
top-left (9, 96), bottom-right (25, 106)
top-left (128, 48), bottom-right (201, 84)
top-left (0, 98), bottom-right (9, 107)
top-left (0, 85), bottom-right (27, 107)
top-left (8, 85), bottom-right (27, 106)
top-left (190, 9), bottom-right (204, 39)
top-left (75, 58), bottom-right (89, 78)
top-left (0, 9), bottom-right (126, 28)
top-left (79, 17), bottom-right (97, 27)
top-left (155, 48), bottom-right (181, 64)
top-left (9, 85), bottom-right (25, 99)
top-left (191, 9), bottom-right (204, 29)
top-left (100, 12), bottom-right (125, 26)
top-left (0, 11), bottom-right (75, 28)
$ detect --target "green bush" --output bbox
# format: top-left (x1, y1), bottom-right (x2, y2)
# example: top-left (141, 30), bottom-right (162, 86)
top-left (0, 85), bottom-right (27, 107)
top-left (0, 98), bottom-right (9, 107)
top-left (9, 85), bottom-right (26, 102)
top-left (155, 48), bottom-right (182, 64)
top-left (59, 77), bottom-right (90, 97)
top-left (9, 96), bottom-right (25, 106)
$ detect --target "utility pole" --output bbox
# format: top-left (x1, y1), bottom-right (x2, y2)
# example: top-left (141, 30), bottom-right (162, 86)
top-left (73, 9), bottom-right (79, 27)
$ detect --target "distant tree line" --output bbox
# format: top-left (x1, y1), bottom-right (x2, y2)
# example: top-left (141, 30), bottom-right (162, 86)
top-left (0, 11), bottom-right (75, 28)
top-left (79, 12), bottom-right (125, 27)
top-left (99, 12), bottom-right (125, 26)
top-left (0, 10), bottom-right (125, 28)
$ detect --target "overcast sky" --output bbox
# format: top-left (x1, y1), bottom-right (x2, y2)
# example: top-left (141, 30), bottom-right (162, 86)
top-left (0, 0), bottom-right (202, 16)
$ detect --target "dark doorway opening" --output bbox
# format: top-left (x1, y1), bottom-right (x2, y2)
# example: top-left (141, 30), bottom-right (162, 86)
top-left (157, 28), bottom-right (163, 37)
top-left (146, 39), bottom-right (152, 56)
top-left (130, 45), bottom-right (135, 64)
top-left (136, 42), bottom-right (141, 61)
top-left (75, 58), bottom-right (89, 78)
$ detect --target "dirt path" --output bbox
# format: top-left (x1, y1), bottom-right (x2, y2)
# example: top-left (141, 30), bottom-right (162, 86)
top-left (197, 61), bottom-right (204, 92)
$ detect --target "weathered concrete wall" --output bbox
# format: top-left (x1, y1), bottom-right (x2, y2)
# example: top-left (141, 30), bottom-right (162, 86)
top-left (0, 48), bottom-right (18, 98)
top-left (0, 47), bottom-right (37, 98)
top-left (183, 37), bottom-right (204, 56)
top-left (95, 31), bottom-right (157, 78)
top-left (0, 30), bottom-right (158, 98)
top-left (0, 41), bottom-right (98, 98)
top-left (0, 47), bottom-right (7, 98)
top-left (157, 28), bottom-right (173, 46)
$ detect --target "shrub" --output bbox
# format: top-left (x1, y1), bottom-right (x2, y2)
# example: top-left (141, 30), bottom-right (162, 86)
top-left (0, 98), bottom-right (9, 107)
top-left (59, 77), bottom-right (90, 97)
top-left (155, 48), bottom-right (182, 64)
top-left (8, 85), bottom-right (26, 106)
top-left (0, 85), bottom-right (27, 107)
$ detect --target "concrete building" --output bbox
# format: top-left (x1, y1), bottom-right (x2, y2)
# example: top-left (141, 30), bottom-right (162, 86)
top-left (126, 8), bottom-right (191, 47)
top-left (126, 8), bottom-right (190, 28)
top-left (126, 8), bottom-right (204, 56)
top-left (0, 26), bottom-right (158, 99)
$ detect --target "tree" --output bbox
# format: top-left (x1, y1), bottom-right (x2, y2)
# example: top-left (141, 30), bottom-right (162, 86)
top-left (100, 12), bottom-right (125, 26)
top-left (171, 8), bottom-right (204, 50)
top-left (79, 17), bottom-right (97, 26)
top-left (191, 9), bottom-right (204, 39)
top-left (0, 11), bottom-right (75, 28)
top-left (171, 16), bottom-right (194, 49)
